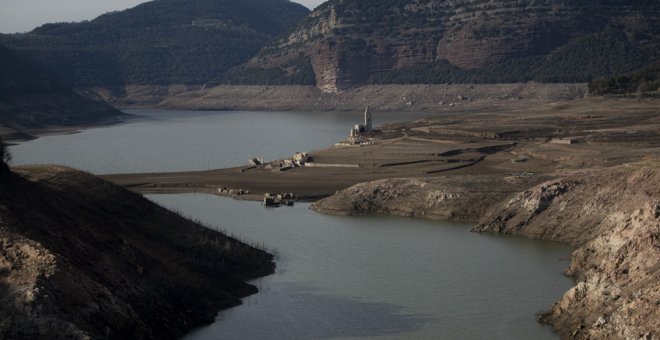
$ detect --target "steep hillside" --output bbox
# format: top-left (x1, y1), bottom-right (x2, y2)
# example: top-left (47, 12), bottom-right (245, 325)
top-left (0, 0), bottom-right (309, 86)
top-left (0, 44), bottom-right (122, 132)
top-left (475, 165), bottom-right (659, 339)
top-left (0, 44), bottom-right (65, 95)
top-left (232, 0), bottom-right (660, 92)
top-left (0, 165), bottom-right (274, 339)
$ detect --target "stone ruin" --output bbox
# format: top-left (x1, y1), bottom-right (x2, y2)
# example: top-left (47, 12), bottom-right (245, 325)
top-left (263, 192), bottom-right (295, 207)
top-left (246, 153), bottom-right (310, 172)
top-left (347, 106), bottom-right (375, 145)
top-left (218, 187), bottom-right (250, 196)
top-left (248, 157), bottom-right (264, 166)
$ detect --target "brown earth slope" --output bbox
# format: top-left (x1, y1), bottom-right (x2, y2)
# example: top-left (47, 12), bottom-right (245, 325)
top-left (476, 165), bottom-right (660, 340)
top-left (154, 83), bottom-right (587, 112)
top-left (0, 166), bottom-right (274, 339)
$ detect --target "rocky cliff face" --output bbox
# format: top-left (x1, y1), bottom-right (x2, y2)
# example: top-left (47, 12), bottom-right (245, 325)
top-left (238, 0), bottom-right (660, 92)
top-left (540, 201), bottom-right (659, 339)
top-left (0, 166), bottom-right (274, 339)
top-left (475, 164), bottom-right (659, 339)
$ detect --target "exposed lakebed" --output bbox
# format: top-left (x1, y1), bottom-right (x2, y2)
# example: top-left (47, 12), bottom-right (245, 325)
top-left (10, 110), bottom-right (573, 339)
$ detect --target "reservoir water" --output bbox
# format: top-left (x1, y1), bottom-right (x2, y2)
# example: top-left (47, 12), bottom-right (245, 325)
top-left (10, 110), bottom-right (573, 339)
top-left (10, 109), bottom-right (425, 174)
top-left (154, 195), bottom-right (572, 340)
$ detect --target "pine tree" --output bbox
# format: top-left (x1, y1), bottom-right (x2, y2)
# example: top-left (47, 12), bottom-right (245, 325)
top-left (0, 136), bottom-right (11, 172)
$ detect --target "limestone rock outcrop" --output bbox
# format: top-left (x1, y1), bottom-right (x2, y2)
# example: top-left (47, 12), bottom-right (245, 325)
top-left (240, 0), bottom-right (660, 92)
top-left (474, 165), bottom-right (660, 339)
top-left (311, 174), bottom-right (551, 221)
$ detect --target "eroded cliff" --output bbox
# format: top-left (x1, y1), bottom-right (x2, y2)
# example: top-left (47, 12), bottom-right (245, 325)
top-left (476, 165), bottom-right (659, 339)
top-left (234, 0), bottom-right (660, 92)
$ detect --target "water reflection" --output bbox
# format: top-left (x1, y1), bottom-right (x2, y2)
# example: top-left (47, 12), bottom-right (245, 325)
top-left (10, 109), bottom-right (430, 174)
top-left (147, 194), bottom-right (572, 340)
top-left (186, 281), bottom-right (430, 340)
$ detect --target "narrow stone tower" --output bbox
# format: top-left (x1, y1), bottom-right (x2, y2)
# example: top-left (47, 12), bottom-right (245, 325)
top-left (364, 106), bottom-right (372, 133)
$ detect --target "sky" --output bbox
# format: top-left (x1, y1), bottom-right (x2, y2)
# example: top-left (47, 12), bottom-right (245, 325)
top-left (0, 0), bottom-right (326, 33)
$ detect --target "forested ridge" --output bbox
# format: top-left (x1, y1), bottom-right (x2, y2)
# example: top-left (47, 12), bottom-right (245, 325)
top-left (0, 0), bottom-right (309, 86)
top-left (0, 43), bottom-right (121, 129)
top-left (2, 0), bottom-right (659, 90)
top-left (231, 0), bottom-right (660, 90)
top-left (0, 44), bottom-right (67, 95)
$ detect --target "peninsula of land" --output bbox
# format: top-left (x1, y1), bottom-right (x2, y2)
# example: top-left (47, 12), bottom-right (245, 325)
top-left (105, 96), bottom-right (660, 339)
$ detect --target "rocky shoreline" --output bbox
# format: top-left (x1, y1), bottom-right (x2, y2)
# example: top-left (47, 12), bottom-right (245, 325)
top-left (3, 82), bottom-right (587, 143)
top-left (476, 165), bottom-right (659, 339)
top-left (305, 97), bottom-right (659, 339)
top-left (312, 164), bottom-right (659, 339)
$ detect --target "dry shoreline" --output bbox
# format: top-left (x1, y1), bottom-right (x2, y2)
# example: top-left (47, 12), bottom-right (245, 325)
top-left (5, 82), bottom-right (587, 142)
top-left (83, 83), bottom-right (588, 112)
top-left (104, 96), bottom-right (659, 207)
top-left (310, 162), bottom-right (659, 339)
top-left (102, 96), bottom-right (659, 339)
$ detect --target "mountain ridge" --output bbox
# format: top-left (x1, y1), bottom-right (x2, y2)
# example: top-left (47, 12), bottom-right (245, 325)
top-left (231, 0), bottom-right (660, 92)
top-left (0, 0), bottom-right (310, 86)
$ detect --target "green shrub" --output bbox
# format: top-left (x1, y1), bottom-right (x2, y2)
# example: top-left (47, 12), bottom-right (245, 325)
top-left (589, 64), bottom-right (660, 95)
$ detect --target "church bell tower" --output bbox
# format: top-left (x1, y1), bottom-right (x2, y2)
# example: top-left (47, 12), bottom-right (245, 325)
top-left (364, 106), bottom-right (372, 133)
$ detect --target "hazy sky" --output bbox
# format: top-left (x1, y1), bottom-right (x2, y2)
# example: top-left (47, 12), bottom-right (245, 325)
top-left (0, 0), bottom-right (326, 33)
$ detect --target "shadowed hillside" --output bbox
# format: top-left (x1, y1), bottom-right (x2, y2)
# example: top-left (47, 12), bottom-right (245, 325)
top-left (0, 0), bottom-right (310, 86)
top-left (0, 44), bottom-right (122, 133)
top-left (0, 163), bottom-right (274, 339)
